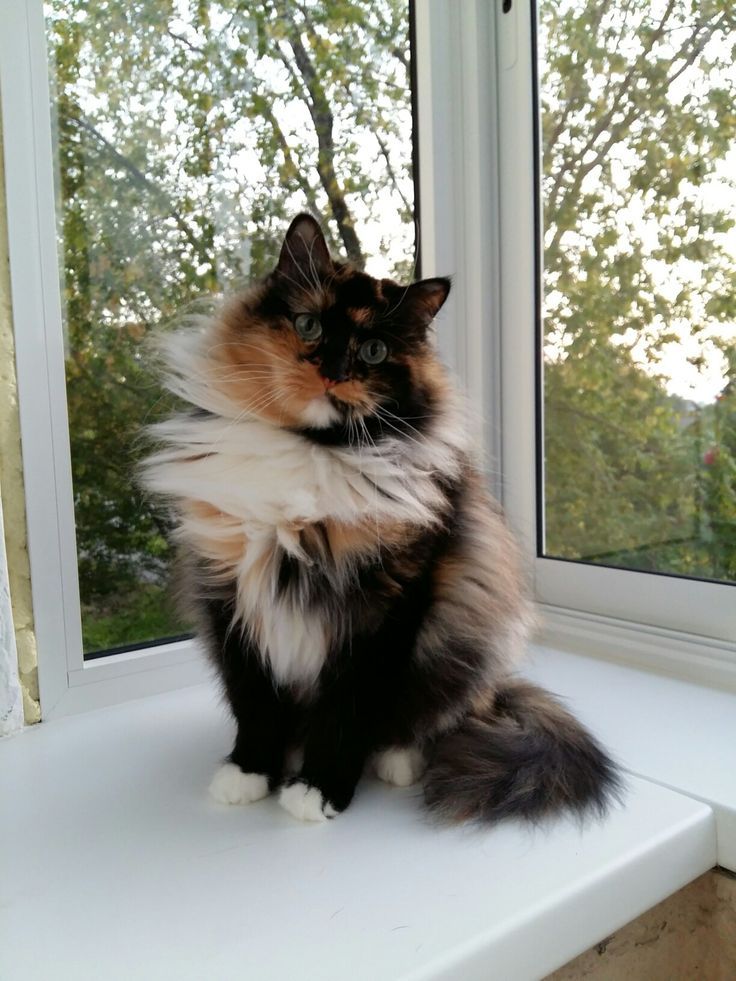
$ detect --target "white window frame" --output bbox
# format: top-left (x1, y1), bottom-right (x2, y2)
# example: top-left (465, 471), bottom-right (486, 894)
top-left (496, 0), bottom-right (736, 685)
top-left (1, 0), bottom-right (214, 718)
top-left (2, 0), bottom-right (733, 721)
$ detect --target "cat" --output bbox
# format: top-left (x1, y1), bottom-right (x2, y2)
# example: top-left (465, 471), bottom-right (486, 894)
top-left (141, 213), bottom-right (620, 823)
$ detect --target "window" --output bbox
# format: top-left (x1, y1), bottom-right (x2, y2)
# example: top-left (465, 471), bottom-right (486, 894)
top-left (6, 0), bottom-right (731, 717)
top-left (498, 0), bottom-right (735, 659)
top-left (45, 0), bottom-right (416, 658)
top-left (3, 0), bottom-right (433, 716)
top-left (538, 0), bottom-right (736, 587)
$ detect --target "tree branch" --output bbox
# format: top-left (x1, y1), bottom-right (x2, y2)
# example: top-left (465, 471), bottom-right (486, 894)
top-left (546, 9), bottom-right (726, 262)
top-left (545, 0), bottom-right (613, 152)
top-left (547, 0), bottom-right (677, 217)
top-left (260, 103), bottom-right (337, 245)
top-left (165, 30), bottom-right (203, 54)
top-left (69, 109), bottom-right (207, 264)
top-left (391, 46), bottom-right (409, 74)
top-left (285, 29), bottom-right (364, 266)
top-left (374, 130), bottom-right (412, 217)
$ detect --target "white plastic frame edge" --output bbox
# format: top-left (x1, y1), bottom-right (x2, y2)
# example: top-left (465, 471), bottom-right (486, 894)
top-left (415, 0), bottom-right (502, 487)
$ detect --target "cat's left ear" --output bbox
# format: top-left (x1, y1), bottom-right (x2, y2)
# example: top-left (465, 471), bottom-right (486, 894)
top-left (390, 277), bottom-right (451, 329)
top-left (277, 213), bottom-right (332, 284)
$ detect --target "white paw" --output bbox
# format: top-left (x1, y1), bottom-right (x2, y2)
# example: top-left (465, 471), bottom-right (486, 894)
top-left (278, 781), bottom-right (338, 823)
top-left (374, 747), bottom-right (425, 787)
top-left (209, 763), bottom-right (269, 805)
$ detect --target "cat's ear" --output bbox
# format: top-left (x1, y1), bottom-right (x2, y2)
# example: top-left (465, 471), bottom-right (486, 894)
top-left (388, 277), bottom-right (451, 330)
top-left (276, 213), bottom-right (332, 284)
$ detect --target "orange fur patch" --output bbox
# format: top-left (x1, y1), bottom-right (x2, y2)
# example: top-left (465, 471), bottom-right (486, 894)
top-left (322, 516), bottom-right (416, 562)
top-left (208, 296), bottom-right (335, 425)
top-left (406, 350), bottom-right (452, 404)
top-left (328, 378), bottom-right (372, 407)
top-left (347, 307), bottom-right (373, 327)
top-left (179, 500), bottom-right (247, 574)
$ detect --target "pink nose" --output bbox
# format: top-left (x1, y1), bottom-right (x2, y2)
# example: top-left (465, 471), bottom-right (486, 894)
top-left (323, 378), bottom-right (339, 390)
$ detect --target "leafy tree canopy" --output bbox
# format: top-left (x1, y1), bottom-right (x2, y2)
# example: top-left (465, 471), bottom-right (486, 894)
top-left (44, 0), bottom-right (736, 651)
top-left (46, 0), bottom-right (414, 649)
top-left (540, 0), bottom-right (736, 577)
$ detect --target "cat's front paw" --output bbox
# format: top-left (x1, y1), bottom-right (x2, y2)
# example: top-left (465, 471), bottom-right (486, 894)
top-left (278, 780), bottom-right (338, 823)
top-left (209, 762), bottom-right (270, 805)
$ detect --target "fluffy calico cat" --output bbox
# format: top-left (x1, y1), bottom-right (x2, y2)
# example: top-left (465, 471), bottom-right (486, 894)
top-left (141, 214), bottom-right (620, 824)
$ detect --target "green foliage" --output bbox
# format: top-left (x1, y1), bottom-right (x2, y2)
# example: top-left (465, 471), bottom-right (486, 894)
top-left (540, 0), bottom-right (736, 578)
top-left (544, 351), bottom-right (699, 569)
top-left (81, 584), bottom-right (188, 653)
top-left (47, 0), bottom-right (736, 657)
top-left (699, 345), bottom-right (736, 579)
top-left (46, 0), bottom-right (415, 652)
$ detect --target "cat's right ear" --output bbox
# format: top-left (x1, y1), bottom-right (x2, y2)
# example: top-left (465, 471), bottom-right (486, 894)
top-left (276, 214), bottom-right (332, 285)
top-left (385, 276), bottom-right (451, 332)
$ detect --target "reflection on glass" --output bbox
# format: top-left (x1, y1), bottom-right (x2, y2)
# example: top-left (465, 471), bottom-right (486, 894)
top-left (539, 0), bottom-right (736, 582)
top-left (45, 0), bottom-right (415, 655)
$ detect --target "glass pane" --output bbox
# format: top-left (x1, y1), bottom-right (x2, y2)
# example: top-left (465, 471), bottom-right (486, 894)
top-left (538, 0), bottom-right (736, 583)
top-left (45, 0), bottom-right (416, 656)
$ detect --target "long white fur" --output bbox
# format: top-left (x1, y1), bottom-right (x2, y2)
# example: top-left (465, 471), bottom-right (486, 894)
top-left (141, 326), bottom-right (470, 688)
top-left (300, 396), bottom-right (342, 428)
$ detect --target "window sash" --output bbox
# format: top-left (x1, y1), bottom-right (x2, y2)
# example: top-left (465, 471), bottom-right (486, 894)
top-left (2, 0), bottom-right (85, 716)
top-left (497, 0), bottom-right (736, 656)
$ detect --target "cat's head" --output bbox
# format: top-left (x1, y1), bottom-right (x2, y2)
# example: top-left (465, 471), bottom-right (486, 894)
top-left (210, 214), bottom-right (450, 444)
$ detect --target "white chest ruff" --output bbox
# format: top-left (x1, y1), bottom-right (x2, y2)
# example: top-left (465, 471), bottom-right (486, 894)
top-left (143, 413), bottom-right (464, 686)
top-left (256, 594), bottom-right (328, 688)
top-left (223, 527), bottom-right (334, 687)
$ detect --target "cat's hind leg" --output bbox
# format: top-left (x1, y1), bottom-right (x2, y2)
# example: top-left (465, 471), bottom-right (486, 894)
top-left (373, 746), bottom-right (426, 787)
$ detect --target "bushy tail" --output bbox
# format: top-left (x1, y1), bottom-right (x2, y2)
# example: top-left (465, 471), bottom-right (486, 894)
top-left (423, 679), bottom-right (621, 824)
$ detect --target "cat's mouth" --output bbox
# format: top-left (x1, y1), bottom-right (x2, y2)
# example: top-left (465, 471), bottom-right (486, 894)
top-left (300, 394), bottom-right (344, 429)
top-left (265, 359), bottom-right (375, 430)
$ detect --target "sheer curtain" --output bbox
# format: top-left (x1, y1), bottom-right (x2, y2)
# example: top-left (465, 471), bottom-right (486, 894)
top-left (0, 490), bottom-right (23, 736)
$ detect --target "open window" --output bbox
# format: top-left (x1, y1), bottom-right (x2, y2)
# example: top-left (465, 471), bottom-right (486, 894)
top-left (499, 0), bottom-right (736, 673)
top-left (1, 0), bottom-right (422, 715)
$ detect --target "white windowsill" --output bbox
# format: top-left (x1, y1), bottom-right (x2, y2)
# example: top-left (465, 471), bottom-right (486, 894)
top-left (1, 644), bottom-right (734, 981)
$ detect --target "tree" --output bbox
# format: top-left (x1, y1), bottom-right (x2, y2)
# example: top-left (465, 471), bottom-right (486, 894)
top-left (700, 343), bottom-right (736, 579)
top-left (540, 0), bottom-right (736, 577)
top-left (48, 0), bottom-right (736, 652)
top-left (46, 0), bottom-right (414, 650)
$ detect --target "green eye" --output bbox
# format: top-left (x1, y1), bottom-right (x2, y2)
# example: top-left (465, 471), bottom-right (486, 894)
top-left (359, 338), bottom-right (388, 365)
top-left (294, 313), bottom-right (322, 341)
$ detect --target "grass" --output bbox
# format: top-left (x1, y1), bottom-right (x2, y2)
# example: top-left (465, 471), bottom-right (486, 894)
top-left (82, 583), bottom-right (191, 656)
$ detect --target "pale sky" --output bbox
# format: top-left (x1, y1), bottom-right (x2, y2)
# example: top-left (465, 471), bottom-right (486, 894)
top-left (53, 0), bottom-right (735, 405)
top-left (541, 0), bottom-right (736, 406)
